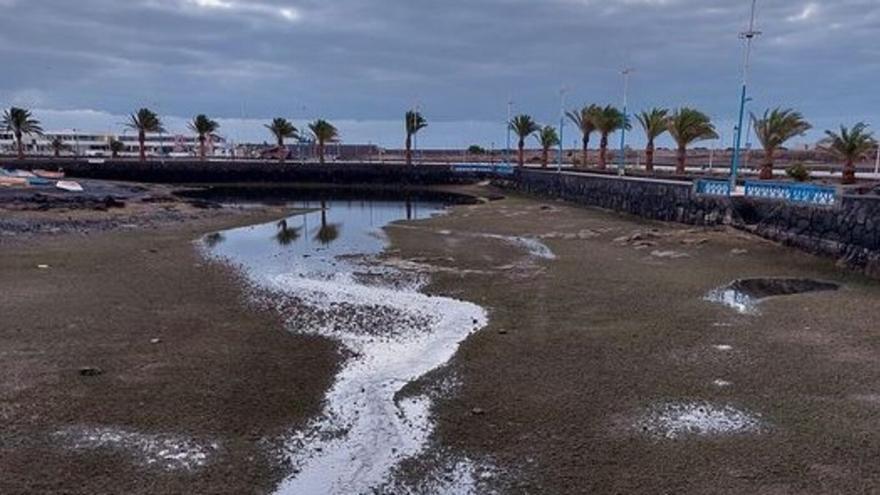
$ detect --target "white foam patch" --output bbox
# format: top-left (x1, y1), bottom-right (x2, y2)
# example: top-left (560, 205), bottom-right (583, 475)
top-left (268, 271), bottom-right (488, 494)
top-left (481, 234), bottom-right (556, 260)
top-left (637, 401), bottom-right (764, 439)
top-left (55, 426), bottom-right (217, 471)
top-left (705, 288), bottom-right (759, 315)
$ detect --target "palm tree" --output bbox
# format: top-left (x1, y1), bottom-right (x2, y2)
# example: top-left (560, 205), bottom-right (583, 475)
top-left (751, 108), bottom-right (812, 180)
top-left (265, 118), bottom-right (297, 162)
top-left (109, 139), bottom-right (125, 159)
top-left (188, 114), bottom-right (220, 160)
top-left (636, 108), bottom-right (669, 173)
top-left (2, 107), bottom-right (43, 159)
top-left (50, 136), bottom-right (67, 158)
top-left (509, 114), bottom-right (540, 167)
top-left (126, 108), bottom-right (164, 162)
top-left (591, 105), bottom-right (629, 170)
top-left (566, 104), bottom-right (600, 167)
top-left (820, 123), bottom-right (877, 185)
top-left (536, 125), bottom-right (560, 168)
top-left (666, 108), bottom-right (718, 174)
top-left (309, 119), bottom-right (338, 164)
top-left (405, 111), bottom-right (427, 166)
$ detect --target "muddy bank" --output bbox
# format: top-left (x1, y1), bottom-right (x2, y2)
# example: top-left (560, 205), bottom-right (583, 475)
top-left (385, 192), bottom-right (880, 494)
top-left (0, 205), bottom-right (340, 494)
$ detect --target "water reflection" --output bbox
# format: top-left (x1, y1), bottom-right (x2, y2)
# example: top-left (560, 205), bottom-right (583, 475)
top-left (206, 198), bottom-right (444, 281)
top-left (275, 219), bottom-right (303, 246)
top-left (313, 201), bottom-right (341, 246)
top-left (203, 232), bottom-right (225, 248)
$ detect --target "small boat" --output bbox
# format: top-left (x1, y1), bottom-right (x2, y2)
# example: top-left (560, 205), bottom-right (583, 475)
top-left (56, 180), bottom-right (84, 192)
top-left (27, 177), bottom-right (53, 186)
top-left (9, 169), bottom-right (36, 178)
top-left (0, 176), bottom-right (29, 187)
top-left (33, 169), bottom-right (65, 180)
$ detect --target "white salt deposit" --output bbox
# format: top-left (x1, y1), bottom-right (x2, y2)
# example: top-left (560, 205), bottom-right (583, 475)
top-left (55, 426), bottom-right (216, 470)
top-left (269, 271), bottom-right (488, 494)
top-left (481, 234), bottom-right (556, 260)
top-left (637, 401), bottom-right (763, 439)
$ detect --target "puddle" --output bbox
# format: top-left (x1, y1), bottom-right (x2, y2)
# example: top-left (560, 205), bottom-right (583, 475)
top-left (706, 277), bottom-right (840, 314)
top-left (201, 193), bottom-right (492, 494)
top-left (55, 426), bottom-right (217, 471)
top-left (637, 401), bottom-right (764, 439)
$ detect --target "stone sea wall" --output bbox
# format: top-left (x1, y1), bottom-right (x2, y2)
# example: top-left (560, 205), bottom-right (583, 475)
top-left (4, 159), bottom-right (487, 185)
top-left (506, 169), bottom-right (880, 278)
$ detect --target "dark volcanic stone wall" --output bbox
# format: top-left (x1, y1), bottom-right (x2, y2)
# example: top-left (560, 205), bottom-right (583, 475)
top-left (3, 159), bottom-right (486, 185)
top-left (508, 169), bottom-right (880, 278)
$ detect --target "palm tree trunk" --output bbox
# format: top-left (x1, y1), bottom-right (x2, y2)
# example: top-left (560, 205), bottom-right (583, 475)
top-left (645, 141), bottom-right (655, 173)
top-left (199, 136), bottom-right (206, 161)
top-left (759, 148), bottom-right (774, 180)
top-left (278, 137), bottom-right (285, 163)
top-left (582, 135), bottom-right (589, 168)
top-left (138, 131), bottom-right (146, 162)
top-left (405, 134), bottom-right (412, 166)
top-left (318, 141), bottom-right (325, 164)
top-left (517, 139), bottom-right (525, 167)
top-left (16, 133), bottom-right (23, 160)
top-left (54, 148), bottom-right (60, 158)
top-left (842, 159), bottom-right (856, 184)
top-left (598, 134), bottom-right (608, 170)
top-left (542, 148), bottom-right (548, 168)
top-left (676, 145), bottom-right (687, 174)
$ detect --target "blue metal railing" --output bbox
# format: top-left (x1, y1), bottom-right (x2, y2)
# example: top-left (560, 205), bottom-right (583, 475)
top-left (695, 179), bottom-right (731, 197)
top-left (744, 181), bottom-right (838, 206)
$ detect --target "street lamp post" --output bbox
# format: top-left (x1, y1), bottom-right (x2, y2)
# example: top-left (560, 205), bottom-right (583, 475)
top-left (558, 86), bottom-right (567, 173)
top-left (729, 0), bottom-right (762, 192)
top-left (617, 68), bottom-right (634, 175)
top-left (505, 98), bottom-right (512, 167)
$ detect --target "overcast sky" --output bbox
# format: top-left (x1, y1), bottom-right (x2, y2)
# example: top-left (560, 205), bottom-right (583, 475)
top-left (1, 0), bottom-right (878, 148)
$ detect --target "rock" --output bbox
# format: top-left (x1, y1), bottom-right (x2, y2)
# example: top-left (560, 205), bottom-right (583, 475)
top-left (498, 329), bottom-right (508, 335)
top-left (471, 407), bottom-right (486, 416)
top-left (681, 238), bottom-right (709, 246)
top-left (78, 366), bottom-right (104, 377)
top-left (731, 249), bottom-right (749, 255)
top-left (150, 338), bottom-right (162, 345)
top-left (650, 250), bottom-right (690, 259)
top-left (37, 264), bottom-right (50, 269)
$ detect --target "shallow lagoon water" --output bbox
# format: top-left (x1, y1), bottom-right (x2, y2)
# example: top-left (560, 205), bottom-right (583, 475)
top-left (203, 195), bottom-right (490, 494)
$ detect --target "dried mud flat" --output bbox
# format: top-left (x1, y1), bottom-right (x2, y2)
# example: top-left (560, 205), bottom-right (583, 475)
top-left (3, 183), bottom-right (880, 494)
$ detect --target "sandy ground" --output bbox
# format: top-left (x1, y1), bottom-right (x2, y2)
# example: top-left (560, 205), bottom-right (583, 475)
top-left (0, 190), bottom-right (339, 494)
top-left (3, 182), bottom-right (880, 494)
top-left (386, 193), bottom-right (880, 494)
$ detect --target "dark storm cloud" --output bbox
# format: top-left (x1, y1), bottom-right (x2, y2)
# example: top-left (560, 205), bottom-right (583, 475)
top-left (0, 0), bottom-right (878, 146)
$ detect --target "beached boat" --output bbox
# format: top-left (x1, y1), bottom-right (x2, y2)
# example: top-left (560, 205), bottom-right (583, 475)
top-left (33, 169), bottom-right (65, 180)
top-left (0, 176), bottom-right (29, 187)
top-left (56, 181), bottom-right (84, 192)
top-left (27, 177), bottom-right (53, 186)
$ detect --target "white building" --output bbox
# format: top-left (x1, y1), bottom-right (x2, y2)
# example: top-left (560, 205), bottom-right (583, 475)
top-left (0, 130), bottom-right (227, 158)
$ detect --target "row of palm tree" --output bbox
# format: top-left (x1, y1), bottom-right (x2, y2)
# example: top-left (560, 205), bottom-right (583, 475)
top-left (3, 105), bottom-right (877, 183)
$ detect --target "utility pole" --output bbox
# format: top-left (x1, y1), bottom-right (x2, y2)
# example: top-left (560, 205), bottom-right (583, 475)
top-left (874, 145), bottom-right (880, 176)
top-left (558, 86), bottom-right (567, 173)
top-left (618, 68), bottom-right (634, 175)
top-left (506, 97), bottom-right (512, 166)
top-left (729, 0), bottom-right (761, 192)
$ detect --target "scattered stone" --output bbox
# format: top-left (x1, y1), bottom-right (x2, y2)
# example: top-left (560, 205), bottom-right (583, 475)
top-left (497, 329), bottom-right (508, 335)
top-left (650, 250), bottom-right (690, 259)
top-left (78, 366), bottom-right (104, 377)
top-left (150, 338), bottom-right (162, 345)
top-left (37, 264), bottom-right (50, 269)
top-left (681, 238), bottom-right (709, 246)
top-left (731, 249), bottom-right (749, 255)
top-left (471, 407), bottom-right (486, 416)
top-left (713, 379), bottom-right (733, 387)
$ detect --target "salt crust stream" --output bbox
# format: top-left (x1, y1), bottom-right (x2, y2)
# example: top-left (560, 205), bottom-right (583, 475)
top-left (197, 200), bottom-right (554, 494)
